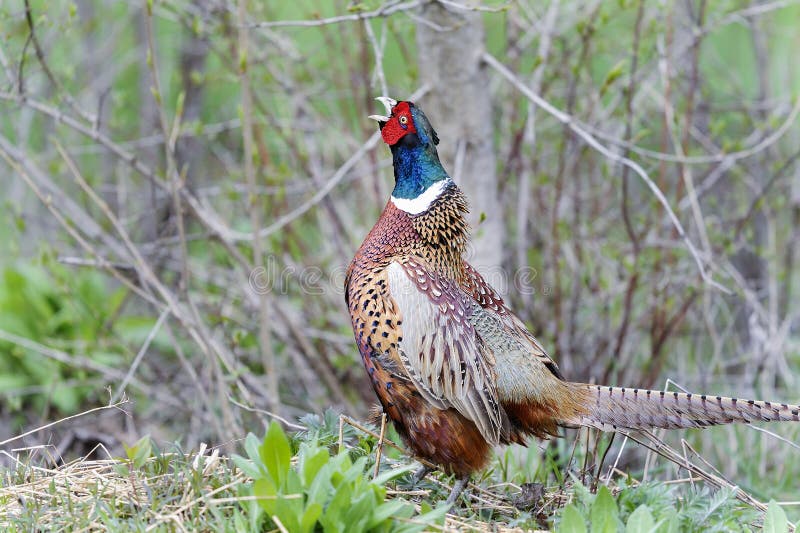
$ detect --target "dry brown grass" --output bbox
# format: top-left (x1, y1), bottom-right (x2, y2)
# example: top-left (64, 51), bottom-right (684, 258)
top-left (0, 407), bottom-right (796, 531)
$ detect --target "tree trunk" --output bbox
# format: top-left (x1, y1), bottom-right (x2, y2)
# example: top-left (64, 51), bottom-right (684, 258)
top-left (415, 1), bottom-right (503, 278)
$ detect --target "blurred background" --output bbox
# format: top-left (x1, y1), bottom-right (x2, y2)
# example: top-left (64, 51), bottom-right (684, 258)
top-left (1, 0), bottom-right (798, 506)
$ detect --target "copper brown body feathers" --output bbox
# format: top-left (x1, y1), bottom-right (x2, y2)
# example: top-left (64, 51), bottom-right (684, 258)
top-left (346, 184), bottom-right (589, 476)
top-left (349, 99), bottom-right (799, 503)
top-left (345, 181), bottom-right (800, 485)
top-left (346, 186), bottom-right (498, 475)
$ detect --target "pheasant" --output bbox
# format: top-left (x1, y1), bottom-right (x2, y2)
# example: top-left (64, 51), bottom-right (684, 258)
top-left (344, 96), bottom-right (800, 504)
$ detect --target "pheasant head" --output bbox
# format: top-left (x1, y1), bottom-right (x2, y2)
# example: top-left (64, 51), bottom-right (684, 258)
top-left (369, 97), bottom-right (450, 215)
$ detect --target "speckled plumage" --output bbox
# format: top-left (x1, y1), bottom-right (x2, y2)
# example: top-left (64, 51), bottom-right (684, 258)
top-left (347, 99), bottom-right (800, 503)
top-left (345, 181), bottom-right (588, 476)
top-left (346, 186), bottom-right (488, 475)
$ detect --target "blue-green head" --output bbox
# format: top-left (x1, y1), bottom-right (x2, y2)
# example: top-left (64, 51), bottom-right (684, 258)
top-left (369, 98), bottom-right (451, 210)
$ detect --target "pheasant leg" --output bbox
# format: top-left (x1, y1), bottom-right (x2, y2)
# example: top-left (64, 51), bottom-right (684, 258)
top-left (445, 476), bottom-right (470, 506)
top-left (412, 465), bottom-right (434, 485)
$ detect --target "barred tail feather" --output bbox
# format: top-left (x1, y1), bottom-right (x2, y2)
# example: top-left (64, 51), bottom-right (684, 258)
top-left (565, 384), bottom-right (800, 431)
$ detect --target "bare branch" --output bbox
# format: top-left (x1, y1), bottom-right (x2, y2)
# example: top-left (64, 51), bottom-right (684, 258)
top-left (482, 51), bottom-right (732, 294)
top-left (0, 398), bottom-right (130, 448)
top-left (248, 0), bottom-right (422, 29)
top-left (238, 0), bottom-right (279, 412)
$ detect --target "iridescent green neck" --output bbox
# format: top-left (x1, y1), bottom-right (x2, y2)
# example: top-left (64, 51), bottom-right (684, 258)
top-left (391, 139), bottom-right (449, 200)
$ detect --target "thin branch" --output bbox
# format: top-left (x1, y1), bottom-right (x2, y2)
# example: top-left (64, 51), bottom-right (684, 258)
top-left (0, 138), bottom-right (160, 308)
top-left (23, 0), bottom-right (97, 124)
top-left (236, 84), bottom-right (429, 242)
top-left (363, 18), bottom-right (389, 97)
top-left (248, 1), bottom-right (422, 29)
top-left (0, 36), bottom-right (16, 86)
top-left (228, 398), bottom-right (305, 431)
top-left (238, 0), bottom-right (279, 412)
top-left (734, 147), bottom-right (800, 239)
top-left (111, 308), bottom-right (170, 403)
top-left (437, 0), bottom-right (511, 12)
top-left (0, 329), bottom-right (177, 407)
top-left (0, 399), bottom-right (130, 448)
top-left (588, 95), bottom-right (800, 166)
top-left (53, 143), bottom-right (237, 384)
top-left (482, 51), bottom-right (731, 294)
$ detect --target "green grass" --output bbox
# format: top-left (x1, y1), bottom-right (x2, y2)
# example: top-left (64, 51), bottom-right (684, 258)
top-left (2, 411), bottom-right (797, 532)
top-left (2, 0), bottom-right (800, 530)
top-left (1, 440), bottom-right (248, 531)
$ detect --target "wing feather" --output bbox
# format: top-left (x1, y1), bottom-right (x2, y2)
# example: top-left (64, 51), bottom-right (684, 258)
top-left (460, 262), bottom-right (569, 405)
top-left (462, 262), bottom-right (565, 380)
top-left (386, 259), bottom-right (506, 444)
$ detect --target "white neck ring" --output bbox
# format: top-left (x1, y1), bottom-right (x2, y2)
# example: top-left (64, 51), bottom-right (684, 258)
top-left (390, 179), bottom-right (451, 215)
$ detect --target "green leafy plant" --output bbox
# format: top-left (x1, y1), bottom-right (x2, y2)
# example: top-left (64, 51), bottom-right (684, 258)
top-left (556, 478), bottom-right (761, 533)
top-left (0, 258), bottom-right (177, 415)
top-left (762, 500), bottom-right (789, 533)
top-left (120, 435), bottom-right (155, 473)
top-left (233, 421), bottom-right (447, 532)
top-left (0, 262), bottom-right (123, 412)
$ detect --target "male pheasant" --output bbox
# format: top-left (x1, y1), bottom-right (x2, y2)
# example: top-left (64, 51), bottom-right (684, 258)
top-left (344, 97), bottom-right (800, 504)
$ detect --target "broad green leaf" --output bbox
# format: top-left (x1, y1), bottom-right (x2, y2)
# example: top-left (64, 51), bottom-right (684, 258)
top-left (244, 433), bottom-right (261, 463)
top-left (232, 510), bottom-right (247, 533)
top-left (231, 454), bottom-right (261, 479)
top-left (306, 461), bottom-right (335, 507)
top-left (253, 477), bottom-right (278, 515)
top-left (763, 500), bottom-right (788, 533)
top-left (327, 475), bottom-right (361, 531)
top-left (560, 504), bottom-right (587, 533)
top-left (237, 484), bottom-right (264, 531)
top-left (368, 498), bottom-right (407, 526)
top-left (657, 514), bottom-right (680, 533)
top-left (590, 486), bottom-right (619, 533)
top-left (408, 503), bottom-right (449, 532)
top-left (299, 444), bottom-right (329, 486)
top-left (372, 463), bottom-right (416, 486)
top-left (300, 502), bottom-right (323, 533)
top-left (340, 456), bottom-right (368, 485)
top-left (124, 436), bottom-right (152, 469)
top-left (342, 489), bottom-right (373, 532)
top-left (285, 469), bottom-right (303, 494)
top-left (259, 421), bottom-right (291, 486)
top-left (273, 495), bottom-right (302, 533)
top-left (626, 504), bottom-right (655, 533)
top-left (319, 488), bottom-right (346, 533)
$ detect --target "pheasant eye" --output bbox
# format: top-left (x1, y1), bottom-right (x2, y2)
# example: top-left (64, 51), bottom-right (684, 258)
top-left (399, 115), bottom-right (408, 125)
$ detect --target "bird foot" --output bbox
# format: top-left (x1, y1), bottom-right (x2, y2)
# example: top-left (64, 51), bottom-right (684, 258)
top-left (445, 476), bottom-right (470, 506)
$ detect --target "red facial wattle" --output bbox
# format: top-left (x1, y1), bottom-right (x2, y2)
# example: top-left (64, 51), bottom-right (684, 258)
top-left (380, 101), bottom-right (417, 146)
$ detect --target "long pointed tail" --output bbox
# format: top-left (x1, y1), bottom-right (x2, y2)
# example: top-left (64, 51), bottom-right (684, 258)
top-left (565, 384), bottom-right (800, 430)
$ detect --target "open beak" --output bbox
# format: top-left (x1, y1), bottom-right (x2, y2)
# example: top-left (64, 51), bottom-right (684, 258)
top-left (367, 96), bottom-right (397, 123)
